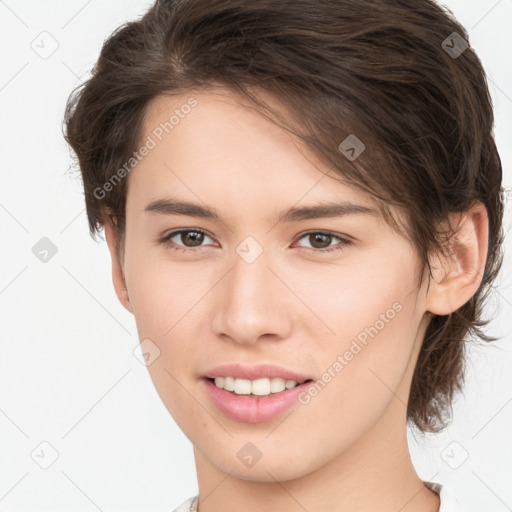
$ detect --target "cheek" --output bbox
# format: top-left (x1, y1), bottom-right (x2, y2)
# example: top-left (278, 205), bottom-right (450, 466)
top-left (295, 254), bottom-right (420, 414)
top-left (290, 292), bottom-right (417, 459)
top-left (123, 247), bottom-right (214, 392)
top-left (289, 251), bottom-right (415, 344)
top-left (123, 250), bottom-right (206, 422)
top-left (124, 244), bottom-right (202, 337)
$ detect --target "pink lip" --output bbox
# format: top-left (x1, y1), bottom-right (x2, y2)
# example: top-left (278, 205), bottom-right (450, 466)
top-left (202, 378), bottom-right (315, 423)
top-left (203, 363), bottom-right (312, 382)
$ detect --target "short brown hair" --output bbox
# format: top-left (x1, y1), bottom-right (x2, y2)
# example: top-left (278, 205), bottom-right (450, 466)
top-left (63, 0), bottom-right (506, 433)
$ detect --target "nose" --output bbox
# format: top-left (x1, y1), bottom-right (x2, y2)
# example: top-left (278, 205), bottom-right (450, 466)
top-left (211, 247), bottom-right (293, 346)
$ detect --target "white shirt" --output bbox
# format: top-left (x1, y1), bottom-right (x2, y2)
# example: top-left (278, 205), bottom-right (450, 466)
top-left (172, 481), bottom-right (464, 511)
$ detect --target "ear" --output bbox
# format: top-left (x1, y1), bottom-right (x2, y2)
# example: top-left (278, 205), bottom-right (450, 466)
top-left (425, 201), bottom-right (489, 316)
top-left (103, 216), bottom-right (133, 314)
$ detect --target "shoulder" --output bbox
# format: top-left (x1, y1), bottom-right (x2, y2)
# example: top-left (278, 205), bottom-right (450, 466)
top-left (171, 495), bottom-right (198, 512)
top-left (424, 480), bottom-right (465, 512)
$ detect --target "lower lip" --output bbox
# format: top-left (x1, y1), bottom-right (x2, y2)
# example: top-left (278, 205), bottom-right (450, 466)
top-left (202, 378), bottom-right (315, 423)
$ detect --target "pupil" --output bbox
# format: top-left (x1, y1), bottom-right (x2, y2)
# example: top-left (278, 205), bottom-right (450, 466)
top-left (184, 231), bottom-right (203, 246)
top-left (311, 233), bottom-right (330, 249)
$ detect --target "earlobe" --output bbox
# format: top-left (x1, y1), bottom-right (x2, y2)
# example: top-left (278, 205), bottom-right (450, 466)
top-left (425, 202), bottom-right (489, 316)
top-left (103, 217), bottom-right (133, 314)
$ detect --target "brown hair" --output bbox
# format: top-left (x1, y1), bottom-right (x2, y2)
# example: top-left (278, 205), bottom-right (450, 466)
top-left (63, 0), bottom-right (505, 433)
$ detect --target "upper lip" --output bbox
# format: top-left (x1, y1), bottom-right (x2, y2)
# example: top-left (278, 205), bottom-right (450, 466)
top-left (203, 363), bottom-right (313, 383)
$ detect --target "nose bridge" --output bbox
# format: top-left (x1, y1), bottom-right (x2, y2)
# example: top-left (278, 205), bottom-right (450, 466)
top-left (231, 241), bottom-right (272, 305)
top-left (212, 238), bottom-right (291, 344)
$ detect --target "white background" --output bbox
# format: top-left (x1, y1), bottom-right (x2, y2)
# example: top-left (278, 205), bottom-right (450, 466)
top-left (0, 1), bottom-right (511, 510)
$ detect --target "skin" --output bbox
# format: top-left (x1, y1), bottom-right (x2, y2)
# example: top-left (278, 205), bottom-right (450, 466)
top-left (104, 87), bottom-right (488, 512)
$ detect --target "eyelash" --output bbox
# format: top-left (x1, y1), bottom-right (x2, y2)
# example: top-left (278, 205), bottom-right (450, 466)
top-left (159, 229), bottom-right (352, 254)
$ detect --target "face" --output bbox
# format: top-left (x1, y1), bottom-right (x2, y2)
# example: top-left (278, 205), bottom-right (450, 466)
top-left (112, 87), bottom-right (433, 481)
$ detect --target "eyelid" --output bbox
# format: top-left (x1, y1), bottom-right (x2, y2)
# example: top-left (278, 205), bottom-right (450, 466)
top-left (294, 229), bottom-right (353, 243)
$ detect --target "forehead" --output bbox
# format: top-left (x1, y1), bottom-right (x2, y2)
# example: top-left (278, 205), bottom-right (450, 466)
top-left (132, 87), bottom-right (397, 226)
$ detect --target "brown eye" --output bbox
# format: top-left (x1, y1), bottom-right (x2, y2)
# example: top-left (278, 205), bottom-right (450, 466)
top-left (161, 229), bottom-right (214, 252)
top-left (179, 230), bottom-right (205, 247)
top-left (295, 231), bottom-right (352, 254)
top-left (308, 233), bottom-right (333, 249)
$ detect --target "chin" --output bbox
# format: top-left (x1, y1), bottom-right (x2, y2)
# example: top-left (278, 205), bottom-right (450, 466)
top-left (211, 448), bottom-right (315, 483)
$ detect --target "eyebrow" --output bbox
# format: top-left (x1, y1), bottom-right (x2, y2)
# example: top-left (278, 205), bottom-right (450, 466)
top-left (144, 197), bottom-right (379, 223)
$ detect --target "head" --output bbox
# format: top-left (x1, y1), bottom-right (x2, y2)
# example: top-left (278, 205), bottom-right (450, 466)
top-left (63, 0), bottom-right (504, 480)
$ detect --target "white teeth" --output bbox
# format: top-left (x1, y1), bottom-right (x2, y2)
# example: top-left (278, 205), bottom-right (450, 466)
top-left (212, 376), bottom-right (303, 396)
top-left (214, 376), bottom-right (225, 388)
top-left (234, 378), bottom-right (252, 395)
